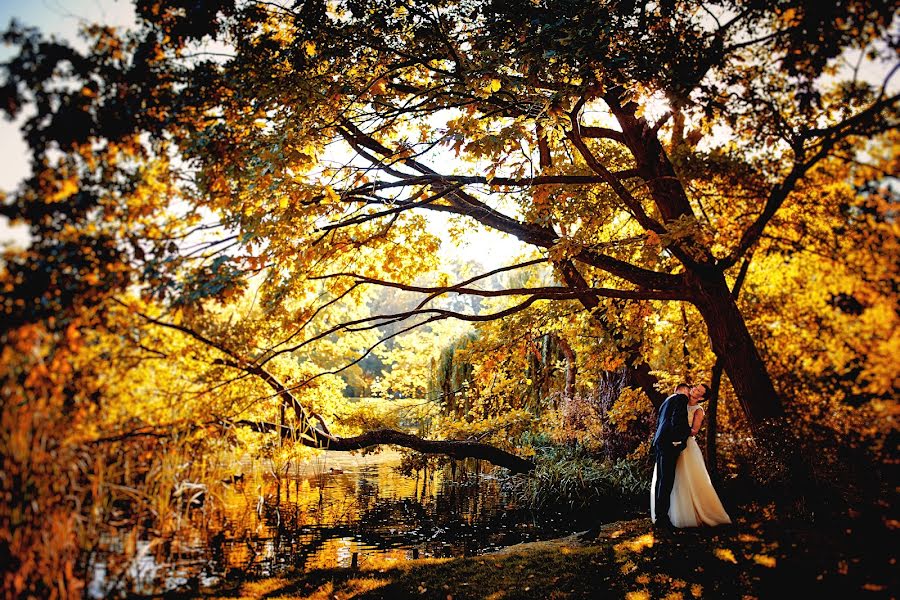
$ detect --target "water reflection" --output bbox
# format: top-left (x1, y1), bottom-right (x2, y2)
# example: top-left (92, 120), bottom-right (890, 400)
top-left (90, 450), bottom-right (576, 597)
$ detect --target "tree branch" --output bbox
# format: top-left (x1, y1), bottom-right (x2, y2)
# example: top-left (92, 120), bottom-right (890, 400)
top-left (579, 125), bottom-right (627, 144)
top-left (717, 94), bottom-right (900, 269)
top-left (718, 141), bottom-right (834, 269)
top-left (311, 272), bottom-right (688, 301)
top-left (799, 92), bottom-right (899, 140)
top-left (114, 298), bottom-right (323, 440)
top-left (602, 88), bottom-right (717, 269)
top-left (232, 420), bottom-right (535, 473)
top-left (565, 111), bottom-right (665, 234)
top-left (113, 299), bottom-right (536, 472)
top-left (353, 172), bottom-right (643, 191)
top-left (339, 119), bottom-right (681, 290)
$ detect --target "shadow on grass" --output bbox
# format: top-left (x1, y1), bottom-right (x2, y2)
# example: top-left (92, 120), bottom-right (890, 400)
top-left (201, 508), bottom-right (896, 599)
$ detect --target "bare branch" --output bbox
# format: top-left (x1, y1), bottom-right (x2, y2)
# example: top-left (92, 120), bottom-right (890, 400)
top-left (311, 272), bottom-right (689, 301)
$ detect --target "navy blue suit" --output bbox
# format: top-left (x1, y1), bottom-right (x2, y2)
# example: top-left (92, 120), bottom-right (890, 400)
top-left (652, 392), bottom-right (691, 526)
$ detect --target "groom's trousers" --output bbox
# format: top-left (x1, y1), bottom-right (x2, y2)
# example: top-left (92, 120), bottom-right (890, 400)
top-left (654, 445), bottom-right (682, 524)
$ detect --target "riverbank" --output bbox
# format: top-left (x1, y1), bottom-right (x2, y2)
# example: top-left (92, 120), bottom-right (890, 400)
top-left (196, 504), bottom-right (895, 599)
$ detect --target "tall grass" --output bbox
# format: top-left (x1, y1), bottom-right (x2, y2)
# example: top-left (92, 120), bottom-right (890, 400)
top-left (502, 441), bottom-right (652, 520)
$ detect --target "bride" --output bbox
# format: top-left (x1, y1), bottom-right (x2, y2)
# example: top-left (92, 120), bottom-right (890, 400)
top-left (651, 383), bottom-right (732, 528)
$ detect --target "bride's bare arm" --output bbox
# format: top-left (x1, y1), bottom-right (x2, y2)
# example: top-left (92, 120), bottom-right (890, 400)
top-left (690, 408), bottom-right (705, 436)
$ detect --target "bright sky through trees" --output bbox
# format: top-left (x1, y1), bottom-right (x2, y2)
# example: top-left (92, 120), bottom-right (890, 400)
top-left (0, 0), bottom-right (529, 265)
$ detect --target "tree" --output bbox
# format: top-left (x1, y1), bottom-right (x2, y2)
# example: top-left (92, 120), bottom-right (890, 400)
top-left (1, 0), bottom-right (897, 454)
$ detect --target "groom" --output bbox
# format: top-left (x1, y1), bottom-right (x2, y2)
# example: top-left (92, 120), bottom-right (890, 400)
top-left (652, 383), bottom-right (693, 530)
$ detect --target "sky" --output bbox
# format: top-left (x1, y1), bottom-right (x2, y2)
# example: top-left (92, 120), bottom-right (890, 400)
top-left (0, 0), bottom-right (135, 189)
top-left (0, 0), bottom-right (136, 248)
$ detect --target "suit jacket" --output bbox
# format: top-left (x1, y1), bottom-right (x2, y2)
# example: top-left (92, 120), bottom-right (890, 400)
top-left (652, 393), bottom-right (691, 451)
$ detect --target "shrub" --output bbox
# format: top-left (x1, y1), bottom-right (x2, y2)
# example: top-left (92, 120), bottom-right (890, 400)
top-left (502, 442), bottom-right (652, 520)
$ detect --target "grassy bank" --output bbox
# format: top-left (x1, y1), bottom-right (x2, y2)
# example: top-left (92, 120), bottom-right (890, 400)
top-left (196, 505), bottom-right (895, 599)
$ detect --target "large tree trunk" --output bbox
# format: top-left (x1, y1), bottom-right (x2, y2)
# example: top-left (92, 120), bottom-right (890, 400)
top-left (706, 357), bottom-right (725, 478)
top-left (606, 91), bottom-right (782, 429)
top-left (689, 271), bottom-right (782, 430)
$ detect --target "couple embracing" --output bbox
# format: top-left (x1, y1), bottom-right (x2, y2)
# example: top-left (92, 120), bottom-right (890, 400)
top-left (651, 383), bottom-right (732, 530)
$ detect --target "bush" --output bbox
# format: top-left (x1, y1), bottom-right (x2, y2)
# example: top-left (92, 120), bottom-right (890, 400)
top-left (555, 385), bottom-right (655, 461)
top-left (502, 441), bottom-right (652, 520)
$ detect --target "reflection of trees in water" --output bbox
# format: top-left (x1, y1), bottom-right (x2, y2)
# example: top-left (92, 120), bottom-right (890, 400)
top-left (355, 473), bottom-right (379, 511)
top-left (89, 458), bottom-right (560, 591)
top-left (218, 460), bottom-right (546, 575)
top-left (152, 456), bottom-right (566, 585)
top-left (84, 384), bottom-right (552, 591)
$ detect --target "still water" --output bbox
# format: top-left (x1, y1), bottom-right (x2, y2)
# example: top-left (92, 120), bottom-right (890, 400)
top-left (88, 449), bottom-right (582, 597)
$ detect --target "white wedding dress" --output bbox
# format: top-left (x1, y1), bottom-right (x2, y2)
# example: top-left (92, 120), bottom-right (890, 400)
top-left (650, 405), bottom-right (732, 527)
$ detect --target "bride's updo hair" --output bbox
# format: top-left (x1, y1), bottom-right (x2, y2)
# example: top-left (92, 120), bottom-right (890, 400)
top-left (696, 383), bottom-right (711, 401)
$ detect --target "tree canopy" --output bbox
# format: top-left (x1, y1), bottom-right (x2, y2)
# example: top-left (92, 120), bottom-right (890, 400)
top-left (3, 0), bottom-right (896, 425)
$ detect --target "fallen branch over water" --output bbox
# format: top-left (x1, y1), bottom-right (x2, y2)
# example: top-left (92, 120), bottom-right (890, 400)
top-left (233, 419), bottom-right (535, 473)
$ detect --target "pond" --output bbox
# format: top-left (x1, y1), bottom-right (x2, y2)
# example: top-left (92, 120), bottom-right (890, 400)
top-left (87, 449), bottom-right (599, 597)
